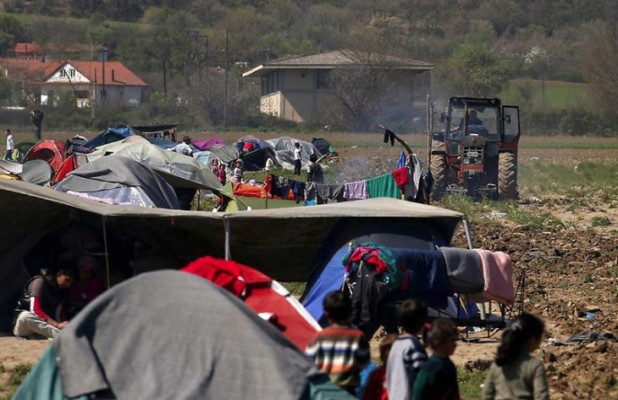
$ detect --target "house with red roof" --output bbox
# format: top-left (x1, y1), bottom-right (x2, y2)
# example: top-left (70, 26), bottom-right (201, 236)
top-left (0, 57), bottom-right (148, 107)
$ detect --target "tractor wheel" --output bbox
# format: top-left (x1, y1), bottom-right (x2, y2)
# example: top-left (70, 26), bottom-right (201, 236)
top-left (430, 154), bottom-right (447, 201)
top-left (498, 152), bottom-right (517, 200)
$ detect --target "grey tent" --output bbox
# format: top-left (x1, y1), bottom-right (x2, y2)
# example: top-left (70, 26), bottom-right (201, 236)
top-left (0, 178), bottom-right (464, 331)
top-left (18, 160), bottom-right (53, 186)
top-left (86, 136), bottom-right (224, 194)
top-left (14, 271), bottom-right (354, 400)
top-left (266, 137), bottom-right (322, 170)
top-left (55, 156), bottom-right (180, 209)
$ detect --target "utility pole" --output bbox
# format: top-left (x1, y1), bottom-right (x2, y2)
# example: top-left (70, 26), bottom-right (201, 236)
top-left (223, 29), bottom-right (229, 128)
top-left (101, 45), bottom-right (108, 103)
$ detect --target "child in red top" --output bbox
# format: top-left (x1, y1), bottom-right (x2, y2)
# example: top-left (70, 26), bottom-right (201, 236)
top-left (362, 333), bottom-right (398, 400)
top-left (68, 255), bottom-right (104, 316)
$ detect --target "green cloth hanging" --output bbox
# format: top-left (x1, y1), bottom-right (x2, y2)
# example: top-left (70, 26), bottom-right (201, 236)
top-left (366, 173), bottom-right (401, 199)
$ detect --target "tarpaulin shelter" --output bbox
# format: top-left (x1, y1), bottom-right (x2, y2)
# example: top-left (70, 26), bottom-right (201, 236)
top-left (55, 156), bottom-right (180, 209)
top-left (14, 270), bottom-right (354, 400)
top-left (181, 256), bottom-right (321, 350)
top-left (0, 180), bottom-right (466, 332)
top-left (22, 139), bottom-right (66, 173)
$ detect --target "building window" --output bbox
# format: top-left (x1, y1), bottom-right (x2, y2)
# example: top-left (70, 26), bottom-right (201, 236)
top-left (74, 90), bottom-right (88, 99)
top-left (60, 68), bottom-right (76, 78)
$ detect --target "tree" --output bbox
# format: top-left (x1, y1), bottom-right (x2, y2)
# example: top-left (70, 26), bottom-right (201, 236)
top-left (437, 43), bottom-right (514, 97)
top-left (584, 22), bottom-right (618, 115)
top-left (0, 14), bottom-right (24, 56)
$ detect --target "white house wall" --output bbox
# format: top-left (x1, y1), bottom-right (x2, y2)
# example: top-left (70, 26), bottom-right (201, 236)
top-left (47, 64), bottom-right (90, 83)
top-left (259, 92), bottom-right (282, 117)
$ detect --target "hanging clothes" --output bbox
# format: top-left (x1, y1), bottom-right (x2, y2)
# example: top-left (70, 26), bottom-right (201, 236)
top-left (290, 180), bottom-right (305, 204)
top-left (395, 150), bottom-right (407, 169)
top-left (316, 184), bottom-right (345, 204)
top-left (468, 250), bottom-right (515, 305)
top-left (343, 180), bottom-right (368, 200)
top-left (366, 173), bottom-right (401, 199)
top-left (391, 248), bottom-right (453, 309)
top-left (269, 175), bottom-right (292, 199)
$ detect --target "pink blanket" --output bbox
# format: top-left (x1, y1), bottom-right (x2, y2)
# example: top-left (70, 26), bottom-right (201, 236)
top-left (469, 249), bottom-right (515, 305)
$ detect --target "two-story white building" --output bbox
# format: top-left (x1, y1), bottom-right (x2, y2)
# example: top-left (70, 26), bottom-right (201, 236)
top-left (0, 57), bottom-right (147, 107)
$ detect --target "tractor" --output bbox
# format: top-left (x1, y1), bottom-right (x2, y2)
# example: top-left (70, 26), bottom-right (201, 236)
top-left (429, 97), bottom-right (520, 201)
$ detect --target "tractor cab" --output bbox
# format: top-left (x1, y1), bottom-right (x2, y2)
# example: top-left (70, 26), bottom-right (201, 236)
top-left (430, 97), bottom-right (521, 200)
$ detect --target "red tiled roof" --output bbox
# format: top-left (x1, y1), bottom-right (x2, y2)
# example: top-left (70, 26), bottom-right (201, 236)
top-left (0, 59), bottom-right (147, 87)
top-left (0, 58), bottom-right (61, 81)
top-left (59, 61), bottom-right (147, 86)
top-left (14, 42), bottom-right (42, 54)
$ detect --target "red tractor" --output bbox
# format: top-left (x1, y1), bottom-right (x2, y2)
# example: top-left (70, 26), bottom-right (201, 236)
top-left (429, 97), bottom-right (520, 200)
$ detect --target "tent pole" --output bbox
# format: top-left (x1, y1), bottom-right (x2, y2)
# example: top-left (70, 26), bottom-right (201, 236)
top-left (462, 218), bottom-right (473, 250)
top-left (463, 217), bottom-right (486, 320)
top-left (101, 215), bottom-right (111, 289)
top-left (224, 218), bottom-right (231, 260)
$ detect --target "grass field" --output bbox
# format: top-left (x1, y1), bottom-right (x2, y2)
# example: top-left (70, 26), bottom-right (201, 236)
top-left (501, 79), bottom-right (589, 110)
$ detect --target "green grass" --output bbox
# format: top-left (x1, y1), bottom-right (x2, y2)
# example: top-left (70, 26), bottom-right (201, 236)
top-left (501, 80), bottom-right (589, 110)
top-left (458, 367), bottom-right (487, 399)
top-left (519, 161), bottom-right (618, 197)
top-left (0, 363), bottom-right (32, 400)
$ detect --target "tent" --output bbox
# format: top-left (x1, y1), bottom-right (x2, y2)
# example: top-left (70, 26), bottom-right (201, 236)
top-left (18, 160), bottom-right (53, 186)
top-left (55, 156), bottom-right (180, 209)
top-left (312, 137), bottom-right (336, 156)
top-left (0, 181), bottom-right (465, 331)
top-left (78, 126), bottom-right (135, 151)
top-left (85, 136), bottom-right (225, 195)
top-left (192, 137), bottom-right (225, 151)
top-left (181, 256), bottom-right (321, 350)
top-left (266, 137), bottom-right (322, 170)
top-left (14, 270), bottom-right (354, 400)
top-left (22, 139), bottom-right (66, 173)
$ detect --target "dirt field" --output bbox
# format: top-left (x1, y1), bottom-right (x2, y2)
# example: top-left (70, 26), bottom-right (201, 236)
top-left (1, 133), bottom-right (616, 399)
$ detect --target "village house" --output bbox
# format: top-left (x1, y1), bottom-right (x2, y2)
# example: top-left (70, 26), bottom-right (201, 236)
top-left (242, 50), bottom-right (433, 125)
top-left (0, 45), bottom-right (147, 107)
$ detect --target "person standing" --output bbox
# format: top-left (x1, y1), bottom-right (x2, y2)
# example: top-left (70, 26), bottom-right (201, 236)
top-left (482, 313), bottom-right (549, 400)
top-left (386, 300), bottom-right (428, 400)
top-left (13, 268), bottom-right (74, 339)
top-left (293, 142), bottom-right (302, 175)
top-left (304, 154), bottom-right (324, 204)
top-left (412, 319), bottom-right (460, 400)
top-left (305, 291), bottom-right (370, 395)
top-left (5, 129), bottom-right (14, 160)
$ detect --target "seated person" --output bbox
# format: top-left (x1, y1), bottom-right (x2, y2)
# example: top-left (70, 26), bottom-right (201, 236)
top-left (468, 110), bottom-right (483, 126)
top-left (451, 109), bottom-right (486, 136)
top-left (67, 255), bottom-right (105, 318)
top-left (13, 268), bottom-right (75, 339)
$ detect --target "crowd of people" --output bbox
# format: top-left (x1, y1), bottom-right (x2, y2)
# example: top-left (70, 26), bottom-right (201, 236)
top-left (305, 291), bottom-right (549, 400)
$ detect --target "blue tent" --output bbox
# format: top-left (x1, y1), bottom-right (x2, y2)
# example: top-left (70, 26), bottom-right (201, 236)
top-left (301, 221), bottom-right (479, 337)
top-left (79, 126), bottom-right (134, 151)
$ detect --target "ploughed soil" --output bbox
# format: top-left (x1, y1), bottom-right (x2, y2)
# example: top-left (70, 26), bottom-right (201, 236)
top-left (445, 194), bottom-right (618, 400)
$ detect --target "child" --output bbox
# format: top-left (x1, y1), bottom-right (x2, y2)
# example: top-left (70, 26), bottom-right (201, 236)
top-left (412, 319), bottom-right (460, 400)
top-left (218, 163), bottom-right (227, 185)
top-left (293, 142), bottom-right (302, 175)
top-left (67, 254), bottom-right (105, 317)
top-left (386, 300), bottom-right (428, 400)
top-left (305, 291), bottom-right (370, 394)
top-left (482, 313), bottom-right (548, 400)
top-left (233, 160), bottom-right (243, 183)
top-left (362, 333), bottom-right (398, 400)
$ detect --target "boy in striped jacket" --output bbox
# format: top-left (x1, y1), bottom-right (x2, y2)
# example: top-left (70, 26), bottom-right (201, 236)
top-left (305, 291), bottom-right (371, 394)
